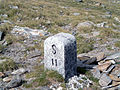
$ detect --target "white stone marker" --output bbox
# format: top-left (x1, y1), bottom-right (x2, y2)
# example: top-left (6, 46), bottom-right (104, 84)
top-left (44, 33), bottom-right (77, 80)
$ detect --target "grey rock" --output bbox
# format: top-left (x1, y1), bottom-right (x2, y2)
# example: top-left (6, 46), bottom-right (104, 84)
top-left (6, 75), bottom-right (22, 89)
top-left (99, 73), bottom-right (112, 87)
top-left (9, 5), bottom-right (19, 9)
top-left (77, 21), bottom-right (94, 28)
top-left (73, 13), bottom-right (80, 16)
top-left (103, 65), bottom-right (115, 74)
top-left (11, 26), bottom-right (48, 38)
top-left (92, 68), bottom-right (101, 79)
top-left (0, 31), bottom-right (3, 41)
top-left (75, 0), bottom-right (83, 2)
top-left (0, 14), bottom-right (8, 18)
top-left (96, 22), bottom-right (107, 28)
top-left (11, 68), bottom-right (27, 75)
top-left (105, 52), bottom-right (120, 60)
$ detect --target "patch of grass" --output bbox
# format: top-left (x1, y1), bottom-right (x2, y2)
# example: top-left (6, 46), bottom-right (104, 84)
top-left (115, 41), bottom-right (120, 48)
top-left (0, 44), bottom-right (5, 52)
top-left (47, 70), bottom-right (64, 82)
top-left (76, 35), bottom-right (94, 54)
top-left (0, 58), bottom-right (18, 72)
top-left (24, 64), bottom-right (64, 88)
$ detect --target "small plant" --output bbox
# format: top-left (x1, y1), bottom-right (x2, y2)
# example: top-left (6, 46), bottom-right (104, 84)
top-left (24, 64), bottom-right (64, 88)
top-left (76, 36), bottom-right (94, 54)
top-left (115, 41), bottom-right (120, 48)
top-left (47, 70), bottom-right (64, 82)
top-left (0, 58), bottom-right (18, 72)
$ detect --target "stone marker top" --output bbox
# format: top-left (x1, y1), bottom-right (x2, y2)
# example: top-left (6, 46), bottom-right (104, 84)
top-left (44, 33), bottom-right (76, 45)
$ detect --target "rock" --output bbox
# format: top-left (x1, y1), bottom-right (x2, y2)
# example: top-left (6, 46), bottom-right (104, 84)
top-left (6, 75), bottom-right (22, 89)
top-left (97, 62), bottom-right (112, 71)
top-left (9, 5), bottom-right (19, 9)
top-left (84, 57), bottom-right (97, 65)
top-left (109, 74), bottom-right (120, 82)
top-left (11, 26), bottom-right (48, 38)
top-left (75, 0), bottom-right (83, 2)
top-left (105, 52), bottom-right (120, 60)
top-left (114, 17), bottom-right (120, 23)
top-left (104, 65), bottom-right (115, 73)
top-left (96, 52), bottom-right (105, 61)
top-left (11, 68), bottom-right (27, 75)
top-left (77, 56), bottom-right (90, 61)
top-left (3, 77), bottom-right (12, 82)
top-left (99, 73), bottom-right (112, 87)
top-left (77, 21), bottom-right (94, 28)
top-left (0, 72), bottom-right (5, 78)
top-left (96, 22), bottom-right (107, 28)
top-left (112, 81), bottom-right (120, 87)
top-left (67, 75), bottom-right (92, 90)
top-left (98, 59), bottom-right (115, 65)
top-left (73, 13), bottom-right (80, 16)
top-left (0, 31), bottom-right (3, 41)
top-left (0, 14), bottom-right (8, 18)
top-left (26, 49), bottom-right (41, 59)
top-left (91, 31), bottom-right (100, 37)
top-left (92, 68), bottom-right (101, 79)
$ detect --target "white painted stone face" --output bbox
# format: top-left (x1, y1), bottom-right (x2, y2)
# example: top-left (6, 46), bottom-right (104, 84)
top-left (44, 33), bottom-right (77, 80)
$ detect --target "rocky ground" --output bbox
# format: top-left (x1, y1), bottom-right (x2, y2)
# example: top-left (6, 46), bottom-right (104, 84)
top-left (0, 0), bottom-right (120, 90)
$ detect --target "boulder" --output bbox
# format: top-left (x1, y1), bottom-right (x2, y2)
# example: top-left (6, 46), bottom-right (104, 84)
top-left (99, 73), bottom-right (112, 87)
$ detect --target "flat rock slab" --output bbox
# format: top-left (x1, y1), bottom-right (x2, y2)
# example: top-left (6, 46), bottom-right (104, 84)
top-left (99, 73), bottom-right (112, 87)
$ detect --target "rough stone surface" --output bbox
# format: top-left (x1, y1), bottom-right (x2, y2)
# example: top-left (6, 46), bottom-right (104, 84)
top-left (99, 73), bottom-right (112, 87)
top-left (44, 33), bottom-right (77, 80)
top-left (6, 75), bottom-right (22, 89)
top-left (0, 31), bottom-right (3, 41)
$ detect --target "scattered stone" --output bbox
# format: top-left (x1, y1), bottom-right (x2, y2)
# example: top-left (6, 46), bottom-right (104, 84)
top-left (105, 52), bottom-right (120, 60)
top-left (9, 5), bottom-right (19, 9)
top-left (92, 68), bottom-right (101, 79)
top-left (0, 72), bottom-right (5, 78)
top-left (97, 62), bottom-right (112, 71)
top-left (104, 65), bottom-right (115, 73)
top-left (67, 75), bottom-right (92, 90)
top-left (73, 13), bottom-right (80, 16)
top-left (84, 57), bottom-right (97, 65)
top-left (11, 26), bottom-right (48, 38)
top-left (112, 81), bottom-right (120, 87)
top-left (3, 77), bottom-right (12, 82)
top-left (99, 73), bottom-right (112, 87)
top-left (77, 21), bottom-right (94, 28)
top-left (75, 0), bottom-right (83, 2)
top-left (114, 17), bottom-right (120, 23)
top-left (96, 52), bottom-right (105, 61)
top-left (6, 75), bottom-right (22, 89)
top-left (11, 68), bottom-right (27, 75)
top-left (96, 22), bottom-right (107, 28)
top-left (98, 59), bottom-right (115, 65)
top-left (109, 74), bottom-right (120, 82)
top-left (0, 31), bottom-right (3, 41)
top-left (0, 14), bottom-right (8, 18)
